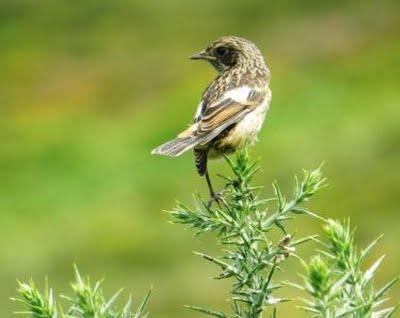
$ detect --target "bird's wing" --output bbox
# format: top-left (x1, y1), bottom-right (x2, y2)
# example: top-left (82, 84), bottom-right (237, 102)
top-left (192, 86), bottom-right (264, 145)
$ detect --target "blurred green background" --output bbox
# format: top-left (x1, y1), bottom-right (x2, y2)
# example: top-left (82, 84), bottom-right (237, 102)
top-left (1, 0), bottom-right (399, 316)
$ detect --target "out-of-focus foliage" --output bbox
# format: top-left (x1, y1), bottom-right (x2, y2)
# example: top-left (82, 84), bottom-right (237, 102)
top-left (0, 0), bottom-right (399, 317)
top-left (297, 220), bottom-right (398, 317)
top-left (13, 266), bottom-right (151, 318)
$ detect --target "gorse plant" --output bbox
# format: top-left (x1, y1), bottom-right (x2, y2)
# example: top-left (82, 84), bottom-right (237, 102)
top-left (13, 265), bottom-right (151, 318)
top-left (170, 149), bottom-right (398, 318)
top-left (13, 150), bottom-right (398, 318)
top-left (297, 219), bottom-right (399, 318)
top-left (170, 149), bottom-right (327, 317)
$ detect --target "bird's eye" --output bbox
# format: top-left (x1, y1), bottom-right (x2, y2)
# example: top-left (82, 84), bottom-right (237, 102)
top-left (215, 46), bottom-right (228, 57)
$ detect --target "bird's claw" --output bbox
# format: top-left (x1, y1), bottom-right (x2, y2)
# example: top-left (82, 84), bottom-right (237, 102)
top-left (207, 189), bottom-right (227, 208)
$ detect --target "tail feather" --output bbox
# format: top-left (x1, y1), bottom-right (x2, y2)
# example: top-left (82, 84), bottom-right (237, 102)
top-left (151, 137), bottom-right (199, 157)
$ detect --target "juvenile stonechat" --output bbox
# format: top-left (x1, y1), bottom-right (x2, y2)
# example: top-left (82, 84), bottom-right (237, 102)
top-left (152, 36), bottom-right (271, 200)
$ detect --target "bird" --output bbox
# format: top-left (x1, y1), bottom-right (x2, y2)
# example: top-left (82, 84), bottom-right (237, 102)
top-left (152, 36), bottom-right (271, 201)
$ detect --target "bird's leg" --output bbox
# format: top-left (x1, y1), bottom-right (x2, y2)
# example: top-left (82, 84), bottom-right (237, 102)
top-left (205, 170), bottom-right (234, 207)
top-left (205, 170), bottom-right (225, 207)
top-left (205, 170), bottom-right (216, 199)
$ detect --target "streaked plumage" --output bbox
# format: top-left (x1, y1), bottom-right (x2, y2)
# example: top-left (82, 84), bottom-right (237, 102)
top-left (152, 36), bottom-right (271, 199)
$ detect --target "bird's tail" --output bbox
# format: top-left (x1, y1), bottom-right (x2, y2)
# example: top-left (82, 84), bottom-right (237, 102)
top-left (151, 136), bottom-right (199, 157)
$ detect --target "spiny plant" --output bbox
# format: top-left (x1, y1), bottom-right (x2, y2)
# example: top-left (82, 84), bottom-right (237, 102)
top-left (169, 148), bottom-right (327, 317)
top-left (296, 219), bottom-right (399, 318)
top-left (12, 265), bottom-right (151, 318)
top-left (13, 151), bottom-right (398, 318)
top-left (170, 149), bottom-right (398, 318)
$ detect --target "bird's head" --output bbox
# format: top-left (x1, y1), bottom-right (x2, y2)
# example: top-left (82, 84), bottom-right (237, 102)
top-left (190, 36), bottom-right (265, 72)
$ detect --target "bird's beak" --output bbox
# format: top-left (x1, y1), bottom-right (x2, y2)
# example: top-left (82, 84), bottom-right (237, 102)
top-left (189, 50), bottom-right (216, 61)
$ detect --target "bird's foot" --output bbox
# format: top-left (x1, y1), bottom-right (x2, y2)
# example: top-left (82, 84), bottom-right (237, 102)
top-left (207, 189), bottom-right (227, 208)
top-left (207, 192), bottom-right (222, 208)
top-left (206, 179), bottom-right (240, 208)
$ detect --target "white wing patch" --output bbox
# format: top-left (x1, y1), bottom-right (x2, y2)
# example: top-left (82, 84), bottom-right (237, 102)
top-left (223, 86), bottom-right (252, 104)
top-left (194, 100), bottom-right (204, 122)
top-left (195, 86), bottom-right (254, 121)
top-left (219, 88), bottom-right (271, 148)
